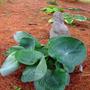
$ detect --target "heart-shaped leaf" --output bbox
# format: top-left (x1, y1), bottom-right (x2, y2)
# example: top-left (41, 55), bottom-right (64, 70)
top-left (13, 31), bottom-right (41, 48)
top-left (0, 52), bottom-right (20, 76)
top-left (15, 49), bottom-right (43, 65)
top-left (21, 56), bottom-right (47, 82)
top-left (34, 69), bottom-right (70, 90)
top-left (48, 36), bottom-right (87, 73)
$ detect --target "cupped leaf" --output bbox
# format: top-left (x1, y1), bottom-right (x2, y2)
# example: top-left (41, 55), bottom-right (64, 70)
top-left (21, 56), bottom-right (47, 82)
top-left (19, 37), bottom-right (35, 48)
top-left (48, 36), bottom-right (87, 73)
top-left (15, 49), bottom-right (43, 65)
top-left (13, 31), bottom-right (41, 48)
top-left (74, 15), bottom-right (87, 21)
top-left (34, 69), bottom-right (70, 90)
top-left (0, 52), bottom-right (20, 76)
top-left (14, 31), bottom-right (31, 42)
top-left (5, 46), bottom-right (24, 56)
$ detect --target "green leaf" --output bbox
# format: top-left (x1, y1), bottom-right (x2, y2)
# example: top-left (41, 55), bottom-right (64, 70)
top-left (42, 6), bottom-right (54, 14)
top-left (63, 13), bottom-right (71, 19)
top-left (21, 56), bottom-right (47, 82)
top-left (53, 7), bottom-right (60, 12)
top-left (63, 13), bottom-right (74, 24)
top-left (0, 52), bottom-right (20, 76)
top-left (48, 36), bottom-right (87, 73)
top-left (42, 6), bottom-right (64, 14)
top-left (74, 15), bottom-right (87, 21)
top-left (5, 46), bottom-right (24, 56)
top-left (14, 31), bottom-right (31, 43)
top-left (34, 69), bottom-right (70, 90)
top-left (46, 8), bottom-right (54, 13)
top-left (63, 13), bottom-right (87, 24)
top-left (15, 49), bottom-right (43, 65)
top-left (19, 37), bottom-right (35, 48)
top-left (13, 31), bottom-right (41, 48)
top-left (64, 17), bottom-right (74, 24)
top-left (36, 45), bottom-right (48, 57)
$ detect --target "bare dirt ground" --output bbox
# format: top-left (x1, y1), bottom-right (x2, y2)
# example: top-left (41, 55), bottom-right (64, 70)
top-left (0, 0), bottom-right (90, 90)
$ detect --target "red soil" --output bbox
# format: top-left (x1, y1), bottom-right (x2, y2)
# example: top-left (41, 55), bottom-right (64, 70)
top-left (0, 0), bottom-right (90, 90)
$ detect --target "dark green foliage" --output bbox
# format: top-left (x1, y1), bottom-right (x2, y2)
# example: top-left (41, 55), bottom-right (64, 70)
top-left (0, 31), bottom-right (87, 90)
top-left (47, 36), bottom-right (87, 73)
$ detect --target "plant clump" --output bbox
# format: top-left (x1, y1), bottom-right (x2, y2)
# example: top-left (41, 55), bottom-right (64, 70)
top-left (0, 31), bottom-right (87, 90)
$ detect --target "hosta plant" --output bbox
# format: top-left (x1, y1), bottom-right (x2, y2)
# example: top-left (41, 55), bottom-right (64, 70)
top-left (0, 31), bottom-right (87, 90)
